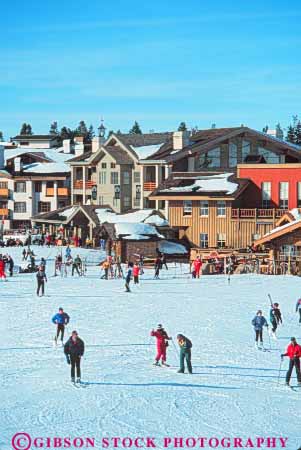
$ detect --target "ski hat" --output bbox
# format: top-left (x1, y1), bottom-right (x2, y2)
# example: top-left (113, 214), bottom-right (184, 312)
top-left (59, 307), bottom-right (63, 312)
top-left (72, 330), bottom-right (78, 336)
top-left (157, 324), bottom-right (163, 330)
top-left (257, 310), bottom-right (262, 315)
top-left (273, 303), bottom-right (279, 307)
top-left (291, 337), bottom-right (297, 342)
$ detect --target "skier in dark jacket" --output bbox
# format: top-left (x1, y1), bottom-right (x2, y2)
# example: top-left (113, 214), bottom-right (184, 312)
top-left (72, 255), bottom-right (82, 276)
top-left (177, 334), bottom-right (192, 374)
top-left (281, 337), bottom-right (301, 386)
top-left (296, 298), bottom-right (301, 324)
top-left (8, 256), bottom-right (14, 277)
top-left (36, 266), bottom-right (47, 296)
top-left (52, 307), bottom-right (70, 345)
top-left (125, 262), bottom-right (133, 292)
top-left (154, 257), bottom-right (161, 279)
top-left (64, 330), bottom-right (85, 383)
top-left (269, 303), bottom-right (282, 339)
top-left (252, 310), bottom-right (268, 348)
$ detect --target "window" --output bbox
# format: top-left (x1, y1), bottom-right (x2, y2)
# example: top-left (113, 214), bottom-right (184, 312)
top-left (217, 233), bottom-right (226, 248)
top-left (38, 202), bottom-right (51, 213)
top-left (200, 233), bottom-right (208, 249)
top-left (134, 171), bottom-right (140, 183)
top-left (279, 182), bottom-right (289, 209)
top-left (111, 163), bottom-right (116, 169)
top-left (99, 171), bottom-right (106, 184)
top-left (242, 140), bottom-right (251, 162)
top-left (20, 141), bottom-right (29, 146)
top-left (134, 198), bottom-right (141, 208)
top-left (101, 163), bottom-right (107, 169)
top-left (0, 182), bottom-right (8, 189)
top-left (199, 148), bottom-right (220, 168)
top-left (99, 196), bottom-right (104, 205)
top-left (113, 198), bottom-right (119, 207)
top-left (124, 196), bottom-right (131, 207)
top-left (261, 182), bottom-right (271, 208)
top-left (297, 182), bottom-right (301, 208)
top-left (35, 182), bottom-right (42, 193)
top-left (200, 200), bottom-right (209, 216)
top-left (14, 202), bottom-right (26, 213)
top-left (183, 200), bottom-right (192, 216)
top-left (110, 172), bottom-right (119, 184)
top-left (229, 142), bottom-right (238, 167)
top-left (15, 182), bottom-right (26, 193)
top-left (258, 147), bottom-right (280, 164)
top-left (217, 201), bottom-right (226, 217)
top-left (123, 172), bottom-right (130, 185)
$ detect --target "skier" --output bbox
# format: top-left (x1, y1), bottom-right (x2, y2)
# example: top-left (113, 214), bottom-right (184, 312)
top-left (151, 324), bottom-right (172, 366)
top-left (36, 266), bottom-right (47, 296)
top-left (281, 337), bottom-right (301, 387)
top-left (40, 257), bottom-right (46, 271)
top-left (296, 298), bottom-right (301, 324)
top-left (177, 334), bottom-right (193, 374)
top-left (161, 253), bottom-right (168, 270)
top-left (52, 307), bottom-right (70, 346)
top-left (72, 255), bottom-right (82, 276)
top-left (192, 256), bottom-right (202, 278)
top-left (251, 310), bottom-right (268, 349)
top-left (154, 256), bottom-right (161, 279)
top-left (269, 303), bottom-right (282, 339)
top-left (0, 256), bottom-right (7, 281)
top-left (64, 330), bottom-right (85, 384)
top-left (22, 248), bottom-right (26, 261)
top-left (133, 262), bottom-right (140, 284)
top-left (7, 255), bottom-right (14, 277)
top-left (125, 261), bottom-right (133, 292)
top-left (100, 260), bottom-right (110, 279)
top-left (55, 254), bottom-right (63, 276)
top-left (65, 245), bottom-right (72, 259)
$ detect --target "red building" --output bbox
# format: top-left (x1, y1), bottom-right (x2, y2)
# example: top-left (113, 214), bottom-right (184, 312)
top-left (238, 163), bottom-right (301, 210)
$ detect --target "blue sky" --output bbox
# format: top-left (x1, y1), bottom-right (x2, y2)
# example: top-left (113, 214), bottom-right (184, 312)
top-left (1, 0), bottom-right (301, 138)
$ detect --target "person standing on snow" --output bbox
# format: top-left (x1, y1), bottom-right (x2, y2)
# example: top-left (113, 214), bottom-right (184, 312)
top-left (72, 255), bottom-right (82, 276)
top-left (100, 260), bottom-right (110, 279)
top-left (0, 256), bottom-right (7, 281)
top-left (154, 256), bottom-right (161, 279)
top-left (251, 310), bottom-right (268, 348)
top-left (64, 330), bottom-right (85, 384)
top-left (269, 303), bottom-right (282, 339)
top-left (65, 245), bottom-right (72, 259)
top-left (151, 324), bottom-right (172, 366)
top-left (133, 262), bottom-right (140, 284)
top-left (7, 255), bottom-right (14, 277)
top-left (192, 256), bottom-right (202, 278)
top-left (295, 298), bottom-right (301, 324)
top-left (36, 266), bottom-right (47, 296)
top-left (177, 334), bottom-right (193, 374)
top-left (52, 307), bottom-right (70, 345)
top-left (281, 337), bottom-right (301, 387)
top-left (125, 262), bottom-right (133, 292)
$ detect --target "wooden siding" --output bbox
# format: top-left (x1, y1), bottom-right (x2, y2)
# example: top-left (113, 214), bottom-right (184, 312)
top-left (168, 200), bottom-right (276, 249)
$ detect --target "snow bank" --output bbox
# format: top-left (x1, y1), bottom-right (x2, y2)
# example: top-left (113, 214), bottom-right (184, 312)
top-left (163, 172), bottom-right (238, 194)
top-left (158, 240), bottom-right (187, 254)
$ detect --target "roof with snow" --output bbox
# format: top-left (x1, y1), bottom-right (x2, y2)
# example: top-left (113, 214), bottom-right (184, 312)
top-left (95, 208), bottom-right (168, 226)
top-left (254, 208), bottom-right (301, 246)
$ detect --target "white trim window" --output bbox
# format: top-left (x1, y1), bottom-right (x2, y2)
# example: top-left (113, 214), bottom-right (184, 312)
top-left (200, 233), bottom-right (208, 249)
top-left (200, 200), bottom-right (209, 216)
top-left (217, 233), bottom-right (226, 248)
top-left (261, 182), bottom-right (271, 208)
top-left (15, 181), bottom-right (26, 193)
top-left (99, 171), bottom-right (106, 184)
top-left (183, 200), bottom-right (192, 216)
top-left (279, 182), bottom-right (289, 209)
top-left (217, 200), bottom-right (226, 217)
top-left (14, 202), bottom-right (26, 213)
top-left (110, 172), bottom-right (119, 184)
top-left (134, 172), bottom-right (140, 183)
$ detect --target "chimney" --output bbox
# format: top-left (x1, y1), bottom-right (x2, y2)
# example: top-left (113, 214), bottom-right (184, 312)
top-left (63, 139), bottom-right (71, 154)
top-left (74, 137), bottom-right (85, 156)
top-left (0, 144), bottom-right (4, 170)
top-left (92, 136), bottom-right (101, 153)
top-left (15, 157), bottom-right (23, 172)
top-left (172, 131), bottom-right (190, 150)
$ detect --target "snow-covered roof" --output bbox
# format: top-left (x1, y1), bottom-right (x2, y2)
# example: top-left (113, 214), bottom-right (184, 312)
top-left (264, 214), bottom-right (301, 237)
top-left (162, 173), bottom-right (238, 194)
top-left (95, 208), bottom-right (168, 226)
top-left (158, 240), bottom-right (187, 254)
top-left (115, 222), bottom-right (163, 239)
top-left (4, 147), bottom-right (71, 174)
top-left (59, 206), bottom-right (77, 219)
top-left (131, 144), bottom-right (163, 160)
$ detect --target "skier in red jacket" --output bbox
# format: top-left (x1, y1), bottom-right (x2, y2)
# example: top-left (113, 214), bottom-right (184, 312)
top-left (192, 256), bottom-right (202, 278)
top-left (133, 262), bottom-right (140, 284)
top-left (0, 257), bottom-right (7, 280)
top-left (151, 324), bottom-right (172, 366)
top-left (281, 337), bottom-right (301, 386)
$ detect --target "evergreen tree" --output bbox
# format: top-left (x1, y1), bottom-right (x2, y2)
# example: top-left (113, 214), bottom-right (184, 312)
top-left (60, 126), bottom-right (74, 141)
top-left (86, 125), bottom-right (95, 142)
top-left (286, 125), bottom-right (296, 143)
top-left (26, 124), bottom-right (33, 135)
top-left (0, 131), bottom-right (3, 141)
top-left (20, 123), bottom-right (28, 134)
top-left (295, 121), bottom-right (301, 145)
top-left (262, 125), bottom-right (269, 133)
top-left (49, 121), bottom-right (59, 135)
top-left (116, 129), bottom-right (122, 135)
top-left (108, 130), bottom-right (114, 137)
top-left (275, 123), bottom-right (284, 140)
top-left (129, 121), bottom-right (142, 134)
top-left (177, 122), bottom-right (187, 131)
top-left (76, 120), bottom-right (88, 137)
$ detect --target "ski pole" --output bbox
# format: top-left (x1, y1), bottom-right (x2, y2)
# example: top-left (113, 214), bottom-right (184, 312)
top-left (277, 358), bottom-right (283, 386)
top-left (172, 339), bottom-right (179, 357)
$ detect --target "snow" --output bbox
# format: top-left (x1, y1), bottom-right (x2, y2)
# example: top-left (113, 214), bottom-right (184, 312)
top-left (122, 234), bottom-right (151, 240)
top-left (96, 208), bottom-right (168, 226)
top-left (163, 173), bottom-right (238, 194)
top-left (1, 247), bottom-right (301, 448)
top-left (158, 240), bottom-right (187, 254)
top-left (144, 215), bottom-right (168, 226)
top-left (131, 144), bottom-right (163, 160)
top-left (115, 222), bottom-right (163, 238)
top-left (58, 206), bottom-right (77, 219)
top-left (264, 211), bottom-right (301, 237)
top-left (4, 147), bottom-right (71, 174)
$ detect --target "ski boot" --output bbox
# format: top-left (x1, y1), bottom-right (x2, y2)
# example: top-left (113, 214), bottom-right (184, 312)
top-left (285, 382), bottom-right (290, 387)
top-left (254, 341), bottom-right (258, 349)
top-left (177, 369), bottom-right (184, 373)
top-left (162, 361), bottom-right (170, 367)
top-left (71, 377), bottom-right (75, 384)
top-left (76, 377), bottom-right (81, 384)
top-left (153, 361), bottom-right (161, 366)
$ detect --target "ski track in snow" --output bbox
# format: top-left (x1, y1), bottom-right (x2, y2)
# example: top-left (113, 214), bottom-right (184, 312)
top-left (1, 247), bottom-right (301, 448)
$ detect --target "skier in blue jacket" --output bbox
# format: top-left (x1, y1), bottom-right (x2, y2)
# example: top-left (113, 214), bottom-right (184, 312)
top-left (52, 307), bottom-right (70, 345)
top-left (252, 310), bottom-right (268, 349)
top-left (296, 298), bottom-right (301, 324)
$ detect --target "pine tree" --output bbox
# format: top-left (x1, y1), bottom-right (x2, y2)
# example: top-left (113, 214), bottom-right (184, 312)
top-left (275, 123), bottom-right (284, 140)
top-left (286, 125), bottom-right (296, 143)
top-left (129, 121), bottom-right (142, 134)
top-left (262, 125), bottom-right (269, 133)
top-left (295, 121), bottom-right (301, 145)
top-left (177, 122), bottom-right (187, 131)
top-left (60, 126), bottom-right (73, 141)
top-left (19, 123), bottom-right (33, 135)
top-left (116, 129), bottom-right (122, 135)
top-left (20, 123), bottom-right (28, 134)
top-left (49, 121), bottom-right (59, 135)
top-left (107, 130), bottom-right (114, 137)
top-left (76, 120), bottom-right (88, 137)
top-left (0, 131), bottom-right (3, 141)
top-left (86, 125), bottom-right (95, 142)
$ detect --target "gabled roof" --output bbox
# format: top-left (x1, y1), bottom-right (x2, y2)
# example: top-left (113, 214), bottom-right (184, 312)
top-left (104, 146), bottom-right (134, 165)
top-left (67, 151), bottom-right (93, 163)
top-left (31, 204), bottom-right (113, 225)
top-left (115, 132), bottom-right (172, 147)
top-left (254, 210), bottom-right (301, 246)
top-left (12, 134), bottom-right (59, 141)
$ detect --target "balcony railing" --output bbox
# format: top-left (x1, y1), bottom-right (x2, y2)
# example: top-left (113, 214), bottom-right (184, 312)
top-left (0, 208), bottom-right (9, 217)
top-left (0, 188), bottom-right (9, 197)
top-left (231, 208), bottom-right (289, 219)
top-left (143, 182), bottom-right (156, 191)
top-left (73, 180), bottom-right (96, 189)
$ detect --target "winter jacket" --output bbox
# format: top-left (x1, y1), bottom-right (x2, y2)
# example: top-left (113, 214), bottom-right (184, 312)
top-left (133, 266), bottom-right (140, 277)
top-left (193, 259), bottom-right (202, 272)
top-left (52, 312), bottom-right (70, 325)
top-left (125, 268), bottom-right (132, 283)
top-left (36, 271), bottom-right (47, 282)
top-left (0, 260), bottom-right (5, 271)
top-left (270, 308), bottom-right (282, 324)
top-left (151, 329), bottom-right (170, 350)
top-left (252, 315), bottom-right (268, 331)
top-left (177, 335), bottom-right (192, 350)
top-left (283, 343), bottom-right (301, 359)
top-left (296, 299), bottom-right (301, 312)
top-left (64, 337), bottom-right (85, 357)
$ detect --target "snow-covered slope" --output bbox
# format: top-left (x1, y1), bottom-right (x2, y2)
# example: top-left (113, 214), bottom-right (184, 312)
top-left (0, 247), bottom-right (301, 449)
